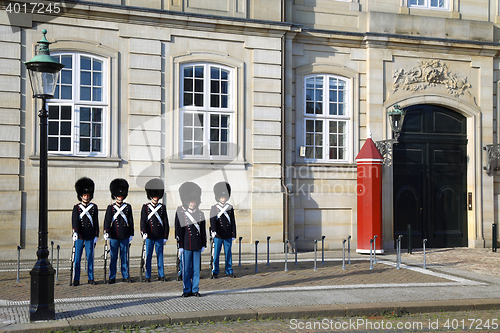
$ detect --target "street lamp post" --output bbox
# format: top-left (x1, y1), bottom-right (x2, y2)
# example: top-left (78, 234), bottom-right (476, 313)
top-left (25, 29), bottom-right (64, 321)
top-left (375, 104), bottom-right (407, 165)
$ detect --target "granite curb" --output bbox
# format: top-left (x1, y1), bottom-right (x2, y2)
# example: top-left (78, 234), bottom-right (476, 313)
top-left (3, 299), bottom-right (500, 333)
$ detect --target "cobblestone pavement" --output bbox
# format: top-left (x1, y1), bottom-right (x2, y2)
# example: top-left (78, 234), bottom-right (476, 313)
top-left (1, 248), bottom-right (499, 332)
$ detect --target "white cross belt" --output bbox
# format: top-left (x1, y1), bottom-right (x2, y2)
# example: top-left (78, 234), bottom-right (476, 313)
top-left (113, 204), bottom-right (128, 226)
top-left (79, 203), bottom-right (94, 227)
top-left (147, 203), bottom-right (163, 226)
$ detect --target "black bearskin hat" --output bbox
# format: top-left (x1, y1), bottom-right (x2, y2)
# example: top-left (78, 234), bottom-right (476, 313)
top-left (110, 178), bottom-right (129, 200)
top-left (145, 178), bottom-right (164, 200)
top-left (75, 177), bottom-right (95, 201)
top-left (214, 181), bottom-right (231, 201)
top-left (179, 181), bottom-right (201, 209)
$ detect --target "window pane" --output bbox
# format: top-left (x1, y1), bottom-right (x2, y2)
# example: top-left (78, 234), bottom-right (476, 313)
top-left (210, 114), bottom-right (219, 127)
top-left (80, 138), bottom-right (90, 151)
top-left (315, 134), bottom-right (323, 145)
top-left (184, 66), bottom-right (193, 78)
top-left (49, 106), bottom-right (59, 119)
top-left (210, 129), bottom-right (219, 141)
top-left (306, 89), bottom-right (313, 101)
top-left (211, 80), bottom-right (219, 93)
top-left (194, 79), bottom-right (203, 93)
top-left (338, 148), bottom-right (344, 160)
top-left (221, 115), bottom-right (228, 128)
top-left (193, 142), bottom-right (203, 155)
top-left (315, 120), bottom-right (322, 131)
top-left (93, 72), bottom-right (102, 86)
top-left (92, 139), bottom-right (101, 152)
top-left (61, 121), bottom-right (71, 135)
top-left (330, 134), bottom-right (337, 146)
top-left (81, 87), bottom-right (91, 101)
top-left (338, 122), bottom-right (346, 133)
top-left (306, 133), bottom-right (313, 145)
top-left (306, 102), bottom-right (314, 114)
top-left (92, 108), bottom-right (102, 122)
top-left (61, 106), bottom-right (72, 120)
top-left (195, 66), bottom-right (204, 78)
top-left (81, 71), bottom-right (91, 85)
top-left (315, 147), bottom-right (323, 159)
top-left (61, 55), bottom-right (72, 68)
top-left (338, 103), bottom-right (344, 116)
top-left (61, 70), bottom-right (72, 84)
top-left (183, 113), bottom-right (193, 126)
top-left (194, 128), bottom-right (203, 141)
top-left (338, 134), bottom-right (345, 146)
top-left (48, 137), bottom-right (58, 151)
top-left (184, 78), bottom-right (193, 92)
top-left (92, 124), bottom-right (102, 137)
top-left (329, 148), bottom-right (337, 159)
top-left (330, 121), bottom-right (337, 133)
top-left (305, 147), bottom-right (314, 159)
top-left (183, 128), bottom-right (192, 140)
top-left (81, 123), bottom-right (90, 137)
top-left (195, 113), bottom-right (204, 126)
top-left (221, 129), bottom-right (228, 141)
top-left (221, 143), bottom-right (228, 155)
top-left (221, 96), bottom-right (228, 108)
top-left (315, 89), bottom-right (323, 102)
top-left (183, 142), bottom-right (192, 155)
top-left (93, 59), bottom-right (102, 71)
top-left (93, 88), bottom-right (102, 101)
top-left (61, 86), bottom-right (72, 99)
top-left (210, 142), bottom-right (219, 155)
top-left (48, 122), bottom-right (59, 135)
top-left (211, 67), bottom-right (219, 80)
top-left (330, 103), bottom-right (337, 116)
top-left (315, 102), bottom-right (322, 114)
top-left (211, 95), bottom-right (219, 108)
top-left (221, 70), bottom-right (228, 80)
top-left (80, 108), bottom-right (90, 121)
top-left (221, 81), bottom-right (228, 94)
top-left (184, 93), bottom-right (193, 106)
top-left (81, 57), bottom-right (91, 70)
top-left (194, 93), bottom-right (203, 107)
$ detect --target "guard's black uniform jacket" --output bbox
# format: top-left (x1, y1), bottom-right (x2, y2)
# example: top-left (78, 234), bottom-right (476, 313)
top-left (104, 202), bottom-right (134, 240)
top-left (140, 203), bottom-right (169, 240)
top-left (72, 203), bottom-right (99, 240)
top-left (175, 206), bottom-right (207, 251)
top-left (210, 203), bottom-right (236, 240)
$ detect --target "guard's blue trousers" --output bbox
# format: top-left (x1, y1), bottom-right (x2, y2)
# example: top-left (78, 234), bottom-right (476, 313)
top-left (182, 249), bottom-right (201, 294)
top-left (212, 237), bottom-right (233, 276)
top-left (109, 238), bottom-right (129, 280)
top-left (145, 238), bottom-right (164, 279)
top-left (74, 239), bottom-right (94, 281)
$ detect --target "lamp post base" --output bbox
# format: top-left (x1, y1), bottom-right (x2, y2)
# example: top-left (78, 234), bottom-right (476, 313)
top-left (30, 258), bottom-right (55, 321)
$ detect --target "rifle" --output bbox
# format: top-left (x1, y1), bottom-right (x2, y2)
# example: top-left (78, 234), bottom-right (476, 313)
top-left (103, 239), bottom-right (109, 284)
top-left (140, 238), bottom-right (146, 282)
top-left (176, 242), bottom-right (182, 281)
top-left (69, 239), bottom-right (76, 286)
top-left (210, 236), bottom-right (214, 279)
top-left (127, 242), bottom-right (131, 281)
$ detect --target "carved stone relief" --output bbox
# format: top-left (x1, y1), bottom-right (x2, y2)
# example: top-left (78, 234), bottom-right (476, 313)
top-left (393, 60), bottom-right (472, 98)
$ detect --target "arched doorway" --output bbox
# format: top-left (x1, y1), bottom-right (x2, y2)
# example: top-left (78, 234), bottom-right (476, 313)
top-left (393, 104), bottom-right (468, 248)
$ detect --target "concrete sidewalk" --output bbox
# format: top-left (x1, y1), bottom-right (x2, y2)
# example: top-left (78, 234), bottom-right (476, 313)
top-left (1, 248), bottom-right (500, 332)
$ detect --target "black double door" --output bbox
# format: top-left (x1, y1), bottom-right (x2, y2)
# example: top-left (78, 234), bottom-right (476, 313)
top-left (393, 104), bottom-right (468, 248)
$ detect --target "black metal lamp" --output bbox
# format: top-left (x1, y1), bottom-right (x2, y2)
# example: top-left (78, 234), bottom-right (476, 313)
top-left (25, 29), bottom-right (64, 322)
top-left (386, 103), bottom-right (406, 142)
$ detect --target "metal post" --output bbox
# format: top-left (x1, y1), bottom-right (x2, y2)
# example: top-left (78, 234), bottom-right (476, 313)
top-left (254, 241), bottom-right (259, 273)
top-left (313, 240), bottom-right (317, 271)
top-left (50, 241), bottom-right (54, 265)
top-left (396, 235), bottom-right (402, 269)
top-left (284, 240), bottom-right (289, 272)
top-left (347, 235), bottom-right (351, 265)
top-left (369, 239), bottom-right (373, 270)
top-left (342, 239), bottom-right (346, 270)
top-left (238, 237), bottom-right (242, 267)
top-left (294, 236), bottom-right (299, 265)
top-left (423, 239), bottom-right (427, 269)
top-left (85, 245), bottom-right (87, 273)
top-left (493, 223), bottom-right (497, 252)
top-left (16, 246), bottom-right (21, 283)
top-left (321, 236), bottom-right (325, 265)
top-left (407, 224), bottom-right (412, 254)
top-left (56, 245), bottom-right (60, 282)
top-left (267, 236), bottom-right (271, 266)
top-left (373, 235), bottom-right (378, 264)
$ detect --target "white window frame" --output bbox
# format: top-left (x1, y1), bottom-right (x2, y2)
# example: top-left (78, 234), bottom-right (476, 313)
top-left (302, 74), bottom-right (351, 163)
top-left (47, 52), bottom-right (109, 157)
top-left (408, 0), bottom-right (448, 10)
top-left (179, 63), bottom-right (235, 160)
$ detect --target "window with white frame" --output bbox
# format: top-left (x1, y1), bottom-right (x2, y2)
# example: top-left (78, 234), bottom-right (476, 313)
top-left (180, 63), bottom-right (233, 158)
top-left (47, 53), bottom-right (107, 156)
top-left (303, 75), bottom-right (350, 162)
top-left (408, 0), bottom-right (447, 9)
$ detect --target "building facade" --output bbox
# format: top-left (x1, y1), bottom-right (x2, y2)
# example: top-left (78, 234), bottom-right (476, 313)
top-left (0, 0), bottom-right (498, 259)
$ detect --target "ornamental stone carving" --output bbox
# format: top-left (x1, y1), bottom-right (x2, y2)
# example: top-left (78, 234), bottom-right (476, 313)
top-left (393, 60), bottom-right (471, 97)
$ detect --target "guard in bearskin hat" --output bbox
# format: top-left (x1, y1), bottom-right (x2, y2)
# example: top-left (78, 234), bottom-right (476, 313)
top-left (72, 177), bottom-right (99, 286)
top-left (140, 178), bottom-right (169, 282)
top-left (210, 182), bottom-right (236, 278)
top-left (103, 178), bottom-right (134, 283)
top-left (175, 181), bottom-right (207, 297)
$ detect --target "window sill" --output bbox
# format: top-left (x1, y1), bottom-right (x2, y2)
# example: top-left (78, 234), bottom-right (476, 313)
top-left (29, 155), bottom-right (122, 168)
top-left (168, 158), bottom-right (248, 170)
top-left (293, 162), bottom-right (357, 169)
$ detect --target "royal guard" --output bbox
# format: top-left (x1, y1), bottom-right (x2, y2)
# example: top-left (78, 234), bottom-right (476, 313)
top-left (140, 178), bottom-right (169, 282)
top-left (72, 177), bottom-right (99, 286)
top-left (175, 181), bottom-right (207, 297)
top-left (210, 182), bottom-right (236, 278)
top-left (104, 178), bottom-right (134, 283)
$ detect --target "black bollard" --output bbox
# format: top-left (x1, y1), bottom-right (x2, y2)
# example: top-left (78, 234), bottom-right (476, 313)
top-left (56, 245), bottom-right (60, 282)
top-left (321, 236), bottom-right (326, 265)
top-left (493, 223), bottom-right (497, 252)
top-left (255, 240), bottom-right (259, 273)
top-left (342, 239), bottom-right (346, 270)
top-left (369, 239), bottom-right (374, 270)
top-left (396, 235), bottom-right (402, 269)
top-left (423, 239), bottom-right (428, 269)
top-left (314, 240), bottom-right (318, 271)
top-left (238, 236), bottom-right (242, 267)
top-left (373, 235), bottom-right (378, 264)
top-left (295, 236), bottom-right (299, 265)
top-left (267, 236), bottom-right (271, 266)
top-left (51, 241), bottom-right (54, 264)
top-left (407, 224), bottom-right (412, 254)
top-left (16, 246), bottom-right (21, 283)
top-left (347, 235), bottom-right (351, 265)
top-left (284, 240), bottom-right (289, 272)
